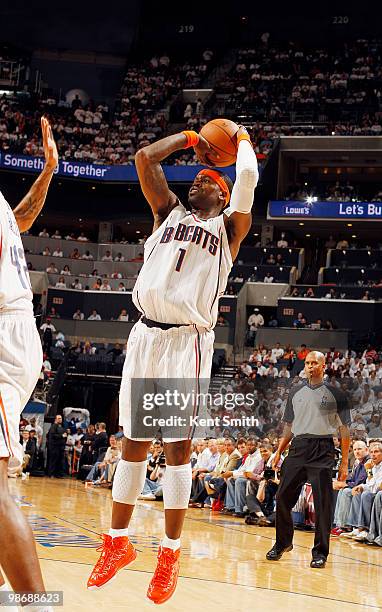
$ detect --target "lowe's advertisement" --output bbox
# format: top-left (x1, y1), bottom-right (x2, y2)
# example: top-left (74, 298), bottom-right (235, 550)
top-left (0, 152), bottom-right (237, 183)
top-left (268, 200), bottom-right (382, 220)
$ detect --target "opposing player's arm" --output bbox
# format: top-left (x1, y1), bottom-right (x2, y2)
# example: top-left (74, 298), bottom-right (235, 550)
top-left (224, 127), bottom-right (259, 261)
top-left (135, 132), bottom-right (210, 231)
top-left (13, 117), bottom-right (58, 233)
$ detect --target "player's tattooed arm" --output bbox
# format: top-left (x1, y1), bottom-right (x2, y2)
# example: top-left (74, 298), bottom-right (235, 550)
top-left (14, 117), bottom-right (58, 233)
top-left (135, 133), bottom-right (188, 226)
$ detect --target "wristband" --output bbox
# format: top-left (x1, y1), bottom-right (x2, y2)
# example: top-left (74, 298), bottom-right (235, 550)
top-left (182, 130), bottom-right (200, 149)
top-left (237, 132), bottom-right (252, 145)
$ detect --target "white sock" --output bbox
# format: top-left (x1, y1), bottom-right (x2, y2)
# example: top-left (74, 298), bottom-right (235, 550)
top-left (109, 527), bottom-right (129, 538)
top-left (162, 535), bottom-right (180, 551)
top-left (162, 463), bottom-right (192, 510)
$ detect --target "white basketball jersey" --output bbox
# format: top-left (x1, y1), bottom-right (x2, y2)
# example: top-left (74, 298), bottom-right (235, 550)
top-left (132, 202), bottom-right (233, 328)
top-left (0, 191), bottom-right (33, 315)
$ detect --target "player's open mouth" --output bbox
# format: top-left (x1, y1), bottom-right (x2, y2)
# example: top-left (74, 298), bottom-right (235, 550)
top-left (189, 187), bottom-right (199, 194)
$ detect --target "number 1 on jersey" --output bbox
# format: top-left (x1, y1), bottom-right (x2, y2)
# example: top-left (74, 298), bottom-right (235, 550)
top-left (175, 248), bottom-right (186, 272)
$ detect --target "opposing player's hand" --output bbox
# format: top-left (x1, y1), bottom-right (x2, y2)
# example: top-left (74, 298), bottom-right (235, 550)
top-left (194, 133), bottom-right (215, 166)
top-left (337, 461), bottom-right (348, 482)
top-left (41, 116), bottom-right (58, 170)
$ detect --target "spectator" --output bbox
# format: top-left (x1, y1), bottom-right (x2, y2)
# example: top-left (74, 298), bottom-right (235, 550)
top-left (19, 430), bottom-right (36, 475)
top-left (51, 230), bottom-right (62, 239)
top-left (70, 248), bottom-right (80, 259)
top-left (92, 279), bottom-right (102, 290)
top-left (38, 228), bottom-right (49, 238)
top-left (279, 364), bottom-right (290, 379)
top-left (77, 232), bottom-right (89, 242)
top-left (107, 343), bottom-right (123, 361)
top-left (114, 252), bottom-right (125, 262)
top-left (46, 262), bottom-right (58, 274)
top-left (277, 233), bottom-right (288, 248)
top-left (118, 282), bottom-right (126, 292)
top-left (331, 440), bottom-right (369, 535)
top-left (117, 309), bottom-right (129, 321)
top-left (92, 422), bottom-right (108, 462)
top-left (247, 308), bottom-right (264, 345)
top-left (88, 309), bottom-right (101, 321)
top-left (264, 272), bottom-right (274, 283)
top-left (293, 313), bottom-right (306, 328)
top-left (40, 317), bottom-right (56, 354)
top-left (336, 238), bottom-right (349, 249)
top-left (223, 438), bottom-right (259, 517)
top-left (52, 247), bottom-right (63, 257)
top-left (102, 250), bottom-right (113, 261)
top-left (82, 341), bottom-right (96, 355)
top-left (271, 342), bottom-right (284, 362)
top-left (304, 287), bottom-right (315, 298)
top-left (55, 276), bottom-right (66, 289)
top-left (73, 309), bottom-right (85, 320)
top-left (100, 278), bottom-right (112, 291)
top-left (87, 435), bottom-right (121, 485)
top-left (245, 443), bottom-right (281, 525)
top-left (42, 247), bottom-right (52, 257)
top-left (217, 314), bottom-right (228, 326)
top-left (71, 278), bottom-right (83, 290)
top-left (342, 441), bottom-right (382, 541)
top-left (47, 306), bottom-right (60, 318)
top-left (367, 415), bottom-right (382, 438)
top-left (81, 250), bottom-right (94, 260)
top-left (297, 344), bottom-right (309, 361)
top-left (47, 415), bottom-right (67, 478)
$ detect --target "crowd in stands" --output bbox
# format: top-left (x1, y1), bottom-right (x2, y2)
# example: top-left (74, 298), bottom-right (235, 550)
top-left (0, 49), bottom-right (212, 165)
top-left (214, 37), bottom-right (382, 158)
top-left (285, 181), bottom-right (382, 203)
top-left (2, 37), bottom-right (382, 166)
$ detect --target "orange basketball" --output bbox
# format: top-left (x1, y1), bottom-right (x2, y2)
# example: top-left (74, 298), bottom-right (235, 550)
top-left (199, 118), bottom-right (239, 167)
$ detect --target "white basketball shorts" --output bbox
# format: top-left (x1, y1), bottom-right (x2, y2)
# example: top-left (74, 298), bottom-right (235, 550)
top-left (119, 319), bottom-right (215, 442)
top-left (0, 314), bottom-right (43, 470)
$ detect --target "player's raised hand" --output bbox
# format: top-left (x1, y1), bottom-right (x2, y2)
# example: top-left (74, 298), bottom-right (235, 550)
top-left (41, 116), bottom-right (58, 170)
top-left (193, 133), bottom-right (215, 166)
top-left (236, 125), bottom-right (252, 146)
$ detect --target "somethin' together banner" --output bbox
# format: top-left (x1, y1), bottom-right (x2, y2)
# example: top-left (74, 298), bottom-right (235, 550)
top-left (0, 152), bottom-right (237, 183)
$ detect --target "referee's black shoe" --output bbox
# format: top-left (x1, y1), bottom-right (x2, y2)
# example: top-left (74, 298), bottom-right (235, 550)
top-left (266, 544), bottom-right (293, 561)
top-left (310, 558), bottom-right (326, 569)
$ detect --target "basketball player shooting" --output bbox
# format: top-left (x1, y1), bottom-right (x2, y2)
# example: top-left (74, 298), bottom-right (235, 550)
top-left (0, 117), bottom-right (58, 612)
top-left (87, 123), bottom-right (259, 603)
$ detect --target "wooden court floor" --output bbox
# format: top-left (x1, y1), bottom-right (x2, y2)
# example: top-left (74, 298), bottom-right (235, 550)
top-left (8, 478), bottom-right (382, 611)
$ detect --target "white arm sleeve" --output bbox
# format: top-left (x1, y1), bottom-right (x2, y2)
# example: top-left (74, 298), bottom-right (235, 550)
top-left (229, 140), bottom-right (259, 214)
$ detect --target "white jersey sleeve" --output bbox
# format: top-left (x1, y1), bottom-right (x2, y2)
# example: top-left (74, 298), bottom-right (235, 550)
top-left (0, 191), bottom-right (33, 315)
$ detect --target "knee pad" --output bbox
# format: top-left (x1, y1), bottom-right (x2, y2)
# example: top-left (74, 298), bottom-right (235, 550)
top-left (112, 459), bottom-right (147, 505)
top-left (163, 463), bottom-right (192, 510)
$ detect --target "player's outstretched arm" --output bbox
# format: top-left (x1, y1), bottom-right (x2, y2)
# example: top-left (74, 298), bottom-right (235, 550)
top-left (225, 126), bottom-right (259, 260)
top-left (135, 132), bottom-right (210, 229)
top-left (14, 117), bottom-right (58, 233)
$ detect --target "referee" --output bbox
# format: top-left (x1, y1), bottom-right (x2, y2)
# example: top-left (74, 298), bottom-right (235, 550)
top-left (266, 351), bottom-right (350, 568)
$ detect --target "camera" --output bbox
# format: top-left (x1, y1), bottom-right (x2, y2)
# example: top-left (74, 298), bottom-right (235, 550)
top-left (263, 468), bottom-right (276, 480)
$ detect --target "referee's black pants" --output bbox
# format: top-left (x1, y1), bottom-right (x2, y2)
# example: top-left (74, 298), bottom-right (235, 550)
top-left (275, 437), bottom-right (335, 560)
